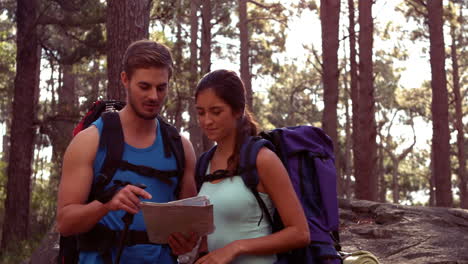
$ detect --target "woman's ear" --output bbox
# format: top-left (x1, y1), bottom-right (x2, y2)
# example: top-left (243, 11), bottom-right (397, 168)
top-left (234, 110), bottom-right (244, 120)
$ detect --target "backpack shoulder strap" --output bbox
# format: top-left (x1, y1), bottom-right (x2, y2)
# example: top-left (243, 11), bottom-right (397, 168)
top-left (195, 146), bottom-right (217, 191)
top-left (238, 136), bottom-right (275, 225)
top-left (157, 116), bottom-right (186, 197)
top-left (89, 111), bottom-right (124, 201)
top-left (238, 136), bottom-right (275, 189)
top-left (157, 116), bottom-right (185, 173)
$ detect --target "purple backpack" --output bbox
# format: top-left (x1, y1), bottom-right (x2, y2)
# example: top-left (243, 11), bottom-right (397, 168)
top-left (196, 126), bottom-right (342, 264)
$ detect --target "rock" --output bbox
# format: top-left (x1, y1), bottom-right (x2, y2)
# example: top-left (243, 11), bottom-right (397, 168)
top-left (339, 199), bottom-right (468, 264)
top-left (24, 199), bottom-right (468, 263)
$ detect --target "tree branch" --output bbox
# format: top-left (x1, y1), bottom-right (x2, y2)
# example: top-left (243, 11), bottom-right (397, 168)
top-left (248, 0), bottom-right (282, 10)
top-left (37, 15), bottom-right (105, 26)
top-left (247, 16), bottom-right (288, 27)
top-left (407, 0), bottom-right (427, 18)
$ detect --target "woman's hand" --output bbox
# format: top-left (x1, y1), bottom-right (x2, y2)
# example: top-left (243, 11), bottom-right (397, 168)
top-left (194, 242), bottom-right (241, 264)
top-left (168, 232), bottom-right (199, 255)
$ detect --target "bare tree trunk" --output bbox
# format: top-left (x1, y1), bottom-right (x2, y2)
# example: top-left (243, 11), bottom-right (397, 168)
top-left (348, 0), bottom-right (359, 198)
top-left (47, 64), bottom-right (77, 193)
top-left (1, 0), bottom-right (40, 250)
top-left (188, 0), bottom-right (204, 157)
top-left (427, 0), bottom-right (453, 207)
top-left (200, 0), bottom-right (213, 151)
top-left (355, 0), bottom-right (377, 201)
top-left (391, 156), bottom-right (399, 204)
top-left (239, 0), bottom-right (253, 110)
top-left (343, 72), bottom-right (352, 199)
top-left (320, 0), bottom-right (340, 169)
top-left (450, 23), bottom-right (467, 209)
top-left (378, 142), bottom-right (386, 203)
top-left (106, 0), bottom-right (151, 100)
top-left (171, 0), bottom-right (184, 131)
top-left (201, 0), bottom-right (212, 75)
top-left (388, 135), bottom-right (416, 204)
top-left (429, 147), bottom-right (436, 206)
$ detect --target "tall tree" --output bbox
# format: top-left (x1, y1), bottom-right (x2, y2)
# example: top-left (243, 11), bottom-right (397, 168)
top-left (449, 8), bottom-right (466, 208)
top-left (1, 0), bottom-right (40, 250)
top-left (239, 0), bottom-right (252, 109)
top-left (201, 0), bottom-right (212, 76)
top-left (188, 0), bottom-right (204, 157)
top-left (320, 0), bottom-right (340, 179)
top-left (382, 111), bottom-right (417, 204)
top-left (428, 0), bottom-right (452, 207)
top-left (200, 0), bottom-right (213, 151)
top-left (106, 0), bottom-right (152, 100)
top-left (348, 0), bottom-right (359, 199)
top-left (341, 33), bottom-right (353, 199)
top-left (355, 0), bottom-right (378, 201)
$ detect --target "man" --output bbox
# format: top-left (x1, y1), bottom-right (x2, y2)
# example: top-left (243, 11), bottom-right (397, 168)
top-left (57, 40), bottom-right (197, 263)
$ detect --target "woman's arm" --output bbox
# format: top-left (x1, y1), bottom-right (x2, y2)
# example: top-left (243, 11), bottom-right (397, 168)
top-left (195, 147), bottom-right (310, 263)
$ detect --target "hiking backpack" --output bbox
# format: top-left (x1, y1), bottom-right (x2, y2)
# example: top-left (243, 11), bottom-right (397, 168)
top-left (195, 126), bottom-right (341, 264)
top-left (58, 100), bottom-right (185, 264)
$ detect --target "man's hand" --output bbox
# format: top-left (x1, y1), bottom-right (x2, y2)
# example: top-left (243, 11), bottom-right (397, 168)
top-left (103, 185), bottom-right (152, 214)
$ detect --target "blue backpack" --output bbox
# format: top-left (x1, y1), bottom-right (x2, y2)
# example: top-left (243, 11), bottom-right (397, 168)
top-left (195, 126), bottom-right (342, 264)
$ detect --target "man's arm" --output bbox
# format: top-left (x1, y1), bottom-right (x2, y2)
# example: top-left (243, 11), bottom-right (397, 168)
top-left (57, 126), bottom-right (107, 236)
top-left (176, 135), bottom-right (197, 199)
top-left (56, 126), bottom-right (150, 236)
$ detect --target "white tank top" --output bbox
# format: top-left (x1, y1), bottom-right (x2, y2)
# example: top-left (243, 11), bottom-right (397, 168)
top-left (198, 174), bottom-right (277, 264)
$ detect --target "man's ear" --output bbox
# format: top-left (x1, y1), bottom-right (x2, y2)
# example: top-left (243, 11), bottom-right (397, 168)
top-left (121, 71), bottom-right (129, 88)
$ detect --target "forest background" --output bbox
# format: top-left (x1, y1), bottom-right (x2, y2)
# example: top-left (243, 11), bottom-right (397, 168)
top-left (0, 0), bottom-right (466, 262)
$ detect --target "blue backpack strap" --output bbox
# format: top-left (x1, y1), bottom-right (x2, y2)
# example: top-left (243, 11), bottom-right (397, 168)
top-left (89, 111), bottom-right (125, 202)
top-left (195, 146), bottom-right (217, 191)
top-left (239, 137), bottom-right (276, 225)
top-left (157, 116), bottom-right (186, 197)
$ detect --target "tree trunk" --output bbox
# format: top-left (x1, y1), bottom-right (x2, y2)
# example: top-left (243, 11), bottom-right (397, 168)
top-left (343, 66), bottom-right (352, 199)
top-left (320, 0), bottom-right (340, 169)
top-left (171, 1), bottom-right (184, 131)
top-left (391, 156), bottom-right (400, 204)
top-left (450, 23), bottom-right (467, 209)
top-left (427, 0), bottom-right (452, 207)
top-left (200, 0), bottom-right (213, 151)
top-left (188, 0), bottom-right (204, 157)
top-left (429, 147), bottom-right (436, 206)
top-left (355, 0), bottom-right (377, 201)
top-left (201, 0), bottom-right (212, 76)
top-left (348, 0), bottom-right (359, 198)
top-left (239, 0), bottom-right (253, 110)
top-left (1, 0), bottom-right (40, 250)
top-left (106, 0), bottom-right (151, 100)
top-left (378, 143), bottom-right (386, 203)
top-left (48, 64), bottom-right (78, 193)
top-left (320, 0), bottom-right (341, 196)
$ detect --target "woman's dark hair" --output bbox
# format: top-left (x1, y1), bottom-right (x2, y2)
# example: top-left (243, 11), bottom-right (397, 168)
top-left (195, 69), bottom-right (258, 173)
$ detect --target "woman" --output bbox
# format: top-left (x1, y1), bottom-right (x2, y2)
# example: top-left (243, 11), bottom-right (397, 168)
top-left (170, 69), bottom-right (309, 264)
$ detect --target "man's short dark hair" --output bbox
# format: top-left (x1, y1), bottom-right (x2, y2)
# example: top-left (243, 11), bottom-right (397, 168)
top-left (122, 39), bottom-right (174, 80)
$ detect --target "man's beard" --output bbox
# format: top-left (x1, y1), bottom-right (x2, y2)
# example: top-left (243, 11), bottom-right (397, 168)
top-left (128, 94), bottom-right (160, 120)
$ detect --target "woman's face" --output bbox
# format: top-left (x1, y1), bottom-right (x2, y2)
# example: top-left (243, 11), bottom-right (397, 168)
top-left (195, 88), bottom-right (240, 143)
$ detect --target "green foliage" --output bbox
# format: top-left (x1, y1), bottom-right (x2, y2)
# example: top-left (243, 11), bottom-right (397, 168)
top-left (249, 1), bottom-right (289, 78)
top-left (0, 159), bottom-right (6, 221)
top-left (396, 83), bottom-right (432, 121)
top-left (0, 15), bottom-right (15, 123)
top-left (0, 158), bottom-right (54, 263)
top-left (265, 63), bottom-right (322, 128)
top-left (0, 232), bottom-right (45, 264)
